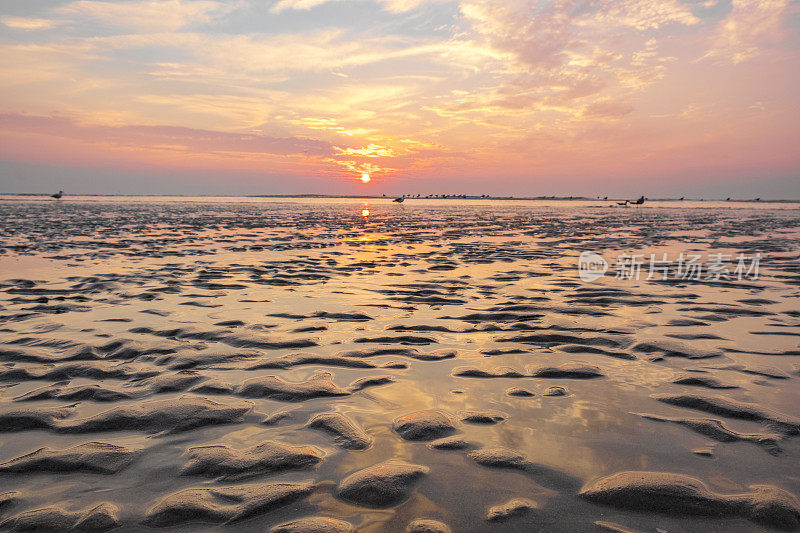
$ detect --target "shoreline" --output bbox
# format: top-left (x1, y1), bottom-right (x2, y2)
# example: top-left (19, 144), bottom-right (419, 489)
top-left (1, 193), bottom-right (798, 203)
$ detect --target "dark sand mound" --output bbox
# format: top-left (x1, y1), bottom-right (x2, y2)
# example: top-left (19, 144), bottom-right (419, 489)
top-left (468, 447), bottom-right (532, 472)
top-left (543, 386), bottom-right (568, 396)
top-left (262, 411), bottom-right (292, 425)
top-left (0, 442), bottom-right (139, 474)
top-left (672, 375), bottom-right (738, 389)
top-left (0, 406), bottom-right (74, 432)
top-left (639, 413), bottom-right (782, 454)
top-left (349, 375), bottom-right (394, 392)
top-left (499, 333), bottom-right (623, 347)
top-left (180, 441), bottom-right (323, 481)
top-left (632, 340), bottom-right (722, 360)
top-left (455, 363), bottom-right (602, 379)
top-left (336, 462), bottom-right (429, 507)
top-left (162, 350), bottom-right (261, 371)
top-left (0, 491), bottom-right (22, 511)
top-left (74, 502), bottom-right (120, 531)
top-left (407, 518), bottom-right (452, 532)
top-left (506, 386), bottom-right (535, 397)
top-left (270, 516), bottom-right (354, 532)
top-left (460, 410), bottom-right (507, 424)
top-left (0, 362), bottom-right (157, 383)
top-left (306, 412), bottom-right (372, 450)
top-left (441, 312), bottom-right (543, 323)
top-left (388, 324), bottom-right (459, 333)
top-left (144, 481), bottom-right (317, 526)
top-left (0, 502), bottom-right (119, 532)
top-left (14, 384), bottom-right (130, 402)
top-left (558, 344), bottom-right (636, 360)
top-left (486, 498), bottom-right (538, 521)
top-left (270, 311), bottom-right (372, 322)
top-left (579, 471), bottom-right (800, 529)
top-left (427, 437), bottom-right (476, 450)
top-left (653, 394), bottom-right (800, 435)
top-left (134, 370), bottom-right (204, 393)
top-left (527, 363), bottom-right (604, 379)
top-left (337, 347), bottom-right (456, 362)
top-left (393, 411), bottom-right (457, 441)
top-left (57, 396), bottom-right (252, 435)
top-left (354, 334), bottom-right (438, 345)
top-left (190, 379), bottom-right (235, 394)
top-left (238, 371), bottom-right (350, 401)
top-left (130, 326), bottom-right (317, 350)
top-left (723, 364), bottom-right (792, 380)
top-left (248, 353), bottom-right (378, 371)
top-left (452, 366), bottom-right (524, 378)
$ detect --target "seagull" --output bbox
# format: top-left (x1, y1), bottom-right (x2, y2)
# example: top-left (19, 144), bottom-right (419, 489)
top-left (51, 190), bottom-right (63, 199)
top-left (617, 200), bottom-right (629, 206)
top-left (632, 195), bottom-right (645, 205)
top-left (393, 196), bottom-right (405, 203)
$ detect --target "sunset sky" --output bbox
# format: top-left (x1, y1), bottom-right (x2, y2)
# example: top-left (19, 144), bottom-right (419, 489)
top-left (1, 0), bottom-right (798, 197)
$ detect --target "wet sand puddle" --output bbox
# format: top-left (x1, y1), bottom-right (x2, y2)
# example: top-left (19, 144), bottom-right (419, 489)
top-left (1, 198), bottom-right (799, 532)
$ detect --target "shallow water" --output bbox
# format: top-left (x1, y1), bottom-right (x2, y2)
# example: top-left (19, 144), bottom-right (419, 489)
top-left (1, 197), bottom-right (799, 532)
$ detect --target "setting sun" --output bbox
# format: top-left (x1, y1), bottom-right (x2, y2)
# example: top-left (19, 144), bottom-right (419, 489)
top-left (360, 173), bottom-right (371, 183)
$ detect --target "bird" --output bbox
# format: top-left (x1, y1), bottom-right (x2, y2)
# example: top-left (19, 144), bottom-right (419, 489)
top-left (755, 197), bottom-right (761, 202)
top-left (393, 196), bottom-right (405, 203)
top-left (679, 196), bottom-right (685, 201)
top-left (617, 200), bottom-right (629, 206)
top-left (632, 195), bottom-right (645, 205)
top-left (726, 197), bottom-right (731, 201)
top-left (51, 190), bottom-right (63, 199)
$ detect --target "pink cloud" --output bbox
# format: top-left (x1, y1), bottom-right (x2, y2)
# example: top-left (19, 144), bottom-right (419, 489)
top-left (0, 113), bottom-right (333, 157)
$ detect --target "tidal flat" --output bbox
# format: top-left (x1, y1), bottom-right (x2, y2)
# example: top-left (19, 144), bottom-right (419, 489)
top-left (1, 197), bottom-right (799, 532)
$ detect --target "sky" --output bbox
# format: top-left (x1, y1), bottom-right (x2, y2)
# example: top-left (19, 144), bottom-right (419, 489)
top-left (0, 0), bottom-right (798, 197)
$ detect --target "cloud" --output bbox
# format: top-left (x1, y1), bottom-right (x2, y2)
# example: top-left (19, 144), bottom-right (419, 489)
top-left (460, 0), bottom-right (574, 71)
top-left (57, 0), bottom-right (224, 32)
top-left (270, 0), bottom-right (430, 13)
top-left (92, 30), bottom-right (466, 75)
top-left (0, 113), bottom-right (333, 156)
top-left (460, 0), bottom-right (698, 73)
top-left (1, 17), bottom-right (62, 30)
top-left (701, 0), bottom-right (793, 63)
top-left (582, 0), bottom-right (699, 31)
top-left (582, 100), bottom-right (634, 118)
top-left (270, 0), bottom-right (339, 14)
top-left (335, 144), bottom-right (395, 157)
top-left (450, 0), bottom-right (694, 123)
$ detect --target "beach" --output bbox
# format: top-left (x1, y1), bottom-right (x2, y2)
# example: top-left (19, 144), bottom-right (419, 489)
top-left (1, 196), bottom-right (799, 532)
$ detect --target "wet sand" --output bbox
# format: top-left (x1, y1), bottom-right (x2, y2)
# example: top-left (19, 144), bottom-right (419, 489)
top-left (1, 196), bottom-right (799, 532)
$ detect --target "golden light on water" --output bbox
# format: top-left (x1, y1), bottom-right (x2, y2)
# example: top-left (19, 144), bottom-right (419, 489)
top-left (361, 207), bottom-right (370, 218)
top-left (360, 173), bottom-right (371, 183)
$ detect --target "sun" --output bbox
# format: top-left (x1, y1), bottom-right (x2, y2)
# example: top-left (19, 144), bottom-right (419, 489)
top-left (360, 173), bottom-right (371, 183)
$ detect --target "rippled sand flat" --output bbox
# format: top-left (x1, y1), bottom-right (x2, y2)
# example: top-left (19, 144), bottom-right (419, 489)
top-left (1, 197), bottom-right (799, 532)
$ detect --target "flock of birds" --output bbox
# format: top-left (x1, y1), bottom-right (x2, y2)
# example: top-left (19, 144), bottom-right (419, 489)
top-left (391, 194), bottom-right (763, 205)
